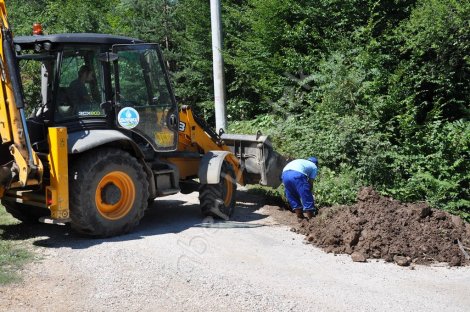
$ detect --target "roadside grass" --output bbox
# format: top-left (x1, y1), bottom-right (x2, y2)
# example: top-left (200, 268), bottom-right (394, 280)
top-left (0, 205), bottom-right (33, 285)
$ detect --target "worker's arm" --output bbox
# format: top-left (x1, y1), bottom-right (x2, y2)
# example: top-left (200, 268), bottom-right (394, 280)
top-left (308, 164), bottom-right (317, 192)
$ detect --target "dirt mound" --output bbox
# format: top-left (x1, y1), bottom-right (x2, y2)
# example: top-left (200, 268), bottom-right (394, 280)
top-left (290, 187), bottom-right (470, 266)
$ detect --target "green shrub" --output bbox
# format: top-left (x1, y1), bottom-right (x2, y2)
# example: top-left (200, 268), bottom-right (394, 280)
top-left (314, 165), bottom-right (361, 208)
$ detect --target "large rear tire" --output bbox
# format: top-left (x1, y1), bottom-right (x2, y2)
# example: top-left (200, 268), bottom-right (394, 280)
top-left (199, 162), bottom-right (237, 219)
top-left (69, 148), bottom-right (149, 237)
top-left (2, 201), bottom-right (49, 223)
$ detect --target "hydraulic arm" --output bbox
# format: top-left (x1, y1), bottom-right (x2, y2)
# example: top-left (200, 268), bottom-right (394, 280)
top-left (0, 0), bottom-right (43, 193)
top-left (173, 105), bottom-right (285, 188)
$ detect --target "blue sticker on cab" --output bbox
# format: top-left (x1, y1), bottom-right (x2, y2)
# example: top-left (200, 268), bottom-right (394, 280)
top-left (118, 107), bottom-right (140, 129)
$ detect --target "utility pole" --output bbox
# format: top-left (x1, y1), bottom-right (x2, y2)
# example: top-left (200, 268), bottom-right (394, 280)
top-left (210, 0), bottom-right (226, 133)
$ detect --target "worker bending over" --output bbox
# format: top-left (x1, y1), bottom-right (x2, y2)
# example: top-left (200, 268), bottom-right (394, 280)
top-left (281, 157), bottom-right (318, 220)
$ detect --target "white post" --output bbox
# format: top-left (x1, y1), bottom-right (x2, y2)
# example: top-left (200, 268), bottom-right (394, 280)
top-left (210, 0), bottom-right (226, 133)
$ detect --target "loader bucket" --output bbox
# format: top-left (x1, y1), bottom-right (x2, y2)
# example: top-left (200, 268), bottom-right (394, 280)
top-left (221, 133), bottom-right (287, 188)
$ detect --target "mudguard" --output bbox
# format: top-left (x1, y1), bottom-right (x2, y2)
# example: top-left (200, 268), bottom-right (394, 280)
top-left (68, 129), bottom-right (142, 156)
top-left (198, 151), bottom-right (232, 184)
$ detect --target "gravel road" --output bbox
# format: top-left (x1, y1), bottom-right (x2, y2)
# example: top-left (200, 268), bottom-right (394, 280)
top-left (0, 190), bottom-right (469, 312)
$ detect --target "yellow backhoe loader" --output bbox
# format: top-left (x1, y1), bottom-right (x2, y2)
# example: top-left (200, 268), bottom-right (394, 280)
top-left (0, 1), bottom-right (286, 236)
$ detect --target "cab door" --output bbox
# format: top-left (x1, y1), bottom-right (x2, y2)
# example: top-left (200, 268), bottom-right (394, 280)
top-left (112, 44), bottom-right (178, 151)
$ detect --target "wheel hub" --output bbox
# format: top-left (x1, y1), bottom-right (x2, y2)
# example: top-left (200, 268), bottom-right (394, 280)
top-left (101, 182), bottom-right (122, 205)
top-left (95, 171), bottom-right (136, 220)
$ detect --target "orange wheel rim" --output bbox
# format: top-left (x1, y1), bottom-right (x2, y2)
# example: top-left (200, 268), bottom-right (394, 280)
top-left (95, 171), bottom-right (135, 220)
top-left (223, 173), bottom-right (234, 207)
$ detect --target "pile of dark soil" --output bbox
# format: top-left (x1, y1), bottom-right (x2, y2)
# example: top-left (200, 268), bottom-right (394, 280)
top-left (290, 187), bottom-right (470, 266)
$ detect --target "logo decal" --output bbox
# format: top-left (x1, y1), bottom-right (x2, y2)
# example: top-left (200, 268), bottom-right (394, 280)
top-left (78, 111), bottom-right (102, 116)
top-left (118, 107), bottom-right (139, 129)
top-left (179, 121), bottom-right (186, 132)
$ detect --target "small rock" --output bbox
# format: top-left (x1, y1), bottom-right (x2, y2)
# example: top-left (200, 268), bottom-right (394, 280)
top-left (372, 250), bottom-right (381, 258)
top-left (393, 255), bottom-right (411, 266)
top-left (307, 235), bottom-right (314, 242)
top-left (434, 211), bottom-right (447, 220)
top-left (450, 256), bottom-right (461, 267)
top-left (451, 215), bottom-right (464, 229)
top-left (419, 206), bottom-right (432, 219)
top-left (351, 252), bottom-right (367, 262)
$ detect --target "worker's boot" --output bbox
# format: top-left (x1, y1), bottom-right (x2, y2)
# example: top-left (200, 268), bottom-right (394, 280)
top-left (305, 210), bottom-right (317, 220)
top-left (294, 208), bottom-right (304, 221)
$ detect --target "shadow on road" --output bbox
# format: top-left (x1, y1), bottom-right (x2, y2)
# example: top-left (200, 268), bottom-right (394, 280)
top-left (0, 190), bottom-right (269, 249)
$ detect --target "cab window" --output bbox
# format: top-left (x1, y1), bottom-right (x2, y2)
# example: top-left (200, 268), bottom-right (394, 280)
top-left (55, 48), bottom-right (105, 120)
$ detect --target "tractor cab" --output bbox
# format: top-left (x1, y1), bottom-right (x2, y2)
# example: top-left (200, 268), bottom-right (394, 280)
top-left (14, 33), bottom-right (179, 153)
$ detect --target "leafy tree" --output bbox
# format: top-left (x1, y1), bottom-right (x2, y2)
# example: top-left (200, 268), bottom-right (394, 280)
top-left (8, 1), bottom-right (46, 34)
top-left (110, 1), bottom-right (180, 63)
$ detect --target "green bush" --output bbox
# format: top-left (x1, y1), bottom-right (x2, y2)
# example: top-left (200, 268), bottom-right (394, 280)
top-left (383, 120), bottom-right (470, 221)
top-left (314, 165), bottom-right (361, 208)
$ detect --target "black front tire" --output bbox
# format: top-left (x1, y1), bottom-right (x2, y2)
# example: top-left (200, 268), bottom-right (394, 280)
top-left (199, 162), bottom-right (237, 219)
top-left (69, 148), bottom-right (149, 237)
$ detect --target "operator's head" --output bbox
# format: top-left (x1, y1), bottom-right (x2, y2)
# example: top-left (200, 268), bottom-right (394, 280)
top-left (308, 156), bottom-right (318, 167)
top-left (78, 65), bottom-right (93, 81)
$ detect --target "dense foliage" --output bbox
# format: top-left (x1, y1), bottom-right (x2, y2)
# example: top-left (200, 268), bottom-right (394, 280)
top-left (8, 0), bottom-right (469, 220)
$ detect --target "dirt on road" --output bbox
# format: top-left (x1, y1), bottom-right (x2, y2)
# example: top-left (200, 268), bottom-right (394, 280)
top-left (280, 187), bottom-right (470, 267)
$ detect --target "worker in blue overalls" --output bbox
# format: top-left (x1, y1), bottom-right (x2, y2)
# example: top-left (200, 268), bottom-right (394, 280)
top-left (281, 157), bottom-right (318, 220)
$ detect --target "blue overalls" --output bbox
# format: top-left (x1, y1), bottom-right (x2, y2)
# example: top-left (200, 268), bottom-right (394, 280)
top-left (281, 159), bottom-right (317, 212)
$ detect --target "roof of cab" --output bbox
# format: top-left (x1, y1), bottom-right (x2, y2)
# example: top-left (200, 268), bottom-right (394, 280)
top-left (14, 33), bottom-right (144, 48)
